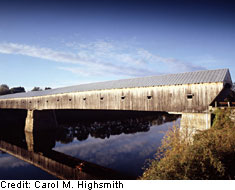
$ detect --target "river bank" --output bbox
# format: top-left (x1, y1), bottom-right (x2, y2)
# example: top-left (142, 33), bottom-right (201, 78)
top-left (142, 108), bottom-right (235, 180)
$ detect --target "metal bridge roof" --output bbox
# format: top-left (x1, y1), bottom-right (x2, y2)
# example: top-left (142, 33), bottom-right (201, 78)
top-left (0, 68), bottom-right (232, 99)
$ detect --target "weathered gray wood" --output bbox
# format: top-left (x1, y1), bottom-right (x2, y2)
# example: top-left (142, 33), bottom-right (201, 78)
top-left (0, 82), bottom-right (224, 113)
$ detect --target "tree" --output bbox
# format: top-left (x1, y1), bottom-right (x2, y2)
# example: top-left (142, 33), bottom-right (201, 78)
top-left (0, 84), bottom-right (27, 96)
top-left (45, 87), bottom-right (52, 90)
top-left (0, 84), bottom-right (10, 95)
top-left (142, 109), bottom-right (235, 180)
top-left (10, 87), bottom-right (25, 94)
top-left (31, 87), bottom-right (42, 91)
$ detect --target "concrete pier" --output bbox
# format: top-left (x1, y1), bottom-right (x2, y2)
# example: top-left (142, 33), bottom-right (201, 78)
top-left (180, 112), bottom-right (212, 138)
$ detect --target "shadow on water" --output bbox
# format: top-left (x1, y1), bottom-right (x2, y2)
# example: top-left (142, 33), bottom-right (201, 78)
top-left (0, 109), bottom-right (180, 179)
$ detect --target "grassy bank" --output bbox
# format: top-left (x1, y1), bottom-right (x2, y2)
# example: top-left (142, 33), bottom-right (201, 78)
top-left (141, 108), bottom-right (235, 180)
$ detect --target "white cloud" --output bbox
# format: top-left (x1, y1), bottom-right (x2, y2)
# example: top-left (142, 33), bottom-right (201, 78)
top-left (0, 43), bottom-right (93, 65)
top-left (0, 41), bottom-right (205, 78)
top-left (65, 40), bottom-right (205, 73)
top-left (53, 121), bottom-right (171, 168)
top-left (0, 155), bottom-right (28, 168)
top-left (137, 48), bottom-right (206, 72)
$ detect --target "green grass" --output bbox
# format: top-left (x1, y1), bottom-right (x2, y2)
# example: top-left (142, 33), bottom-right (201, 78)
top-left (141, 108), bottom-right (235, 180)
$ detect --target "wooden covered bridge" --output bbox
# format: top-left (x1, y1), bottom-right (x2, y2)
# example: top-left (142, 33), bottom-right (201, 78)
top-left (0, 68), bottom-right (233, 132)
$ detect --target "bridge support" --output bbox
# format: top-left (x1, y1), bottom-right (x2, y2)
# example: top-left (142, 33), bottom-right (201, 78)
top-left (25, 110), bottom-right (58, 133)
top-left (25, 131), bottom-right (34, 151)
top-left (180, 112), bottom-right (211, 138)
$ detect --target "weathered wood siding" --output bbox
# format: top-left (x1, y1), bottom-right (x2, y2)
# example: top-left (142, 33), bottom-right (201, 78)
top-left (0, 82), bottom-right (224, 113)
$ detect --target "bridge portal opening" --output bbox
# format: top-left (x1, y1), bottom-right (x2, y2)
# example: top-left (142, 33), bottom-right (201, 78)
top-left (224, 83), bottom-right (232, 89)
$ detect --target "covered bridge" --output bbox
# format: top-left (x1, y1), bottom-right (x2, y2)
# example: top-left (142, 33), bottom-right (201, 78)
top-left (0, 68), bottom-right (233, 113)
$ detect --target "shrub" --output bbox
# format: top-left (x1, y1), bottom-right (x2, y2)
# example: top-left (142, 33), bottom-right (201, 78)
top-left (31, 87), bottom-right (42, 91)
top-left (141, 108), bottom-right (235, 180)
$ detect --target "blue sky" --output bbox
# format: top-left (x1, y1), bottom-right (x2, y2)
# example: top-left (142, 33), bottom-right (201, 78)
top-left (0, 0), bottom-right (234, 90)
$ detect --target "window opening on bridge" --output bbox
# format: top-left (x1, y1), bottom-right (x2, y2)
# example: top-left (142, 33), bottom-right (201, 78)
top-left (187, 94), bottom-right (194, 99)
top-left (69, 98), bottom-right (72, 101)
top-left (147, 95), bottom-right (152, 100)
top-left (100, 97), bottom-right (104, 100)
top-left (29, 101), bottom-right (32, 103)
top-left (57, 99), bottom-right (59, 102)
top-left (83, 97), bottom-right (86, 101)
top-left (46, 100), bottom-right (49, 103)
top-left (37, 101), bottom-right (40, 103)
top-left (121, 96), bottom-right (125, 100)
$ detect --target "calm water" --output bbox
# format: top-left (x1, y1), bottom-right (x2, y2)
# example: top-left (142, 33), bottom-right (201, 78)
top-left (0, 110), bottom-right (180, 179)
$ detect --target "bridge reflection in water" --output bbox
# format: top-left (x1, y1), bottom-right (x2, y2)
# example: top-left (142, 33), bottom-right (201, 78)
top-left (0, 110), bottom-right (180, 179)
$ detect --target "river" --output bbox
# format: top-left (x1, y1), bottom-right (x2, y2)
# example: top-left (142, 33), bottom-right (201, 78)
top-left (0, 110), bottom-right (180, 179)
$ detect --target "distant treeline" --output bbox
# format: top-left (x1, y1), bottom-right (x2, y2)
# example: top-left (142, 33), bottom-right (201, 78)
top-left (0, 84), bottom-right (25, 96)
top-left (0, 84), bottom-right (51, 96)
